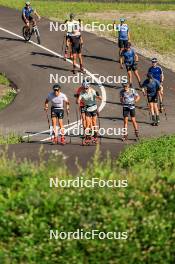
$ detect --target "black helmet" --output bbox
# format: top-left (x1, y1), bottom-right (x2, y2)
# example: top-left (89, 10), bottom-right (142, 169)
top-left (70, 13), bottom-right (75, 20)
top-left (53, 83), bottom-right (61, 91)
top-left (126, 42), bottom-right (131, 48)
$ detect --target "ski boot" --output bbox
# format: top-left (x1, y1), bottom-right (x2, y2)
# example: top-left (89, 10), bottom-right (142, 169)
top-left (82, 136), bottom-right (91, 146)
top-left (52, 136), bottom-right (58, 145)
top-left (122, 134), bottom-right (128, 142)
top-left (151, 115), bottom-right (156, 126)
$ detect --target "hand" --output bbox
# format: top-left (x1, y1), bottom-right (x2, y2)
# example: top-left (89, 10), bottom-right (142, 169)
top-left (44, 106), bottom-right (48, 111)
top-left (38, 16), bottom-right (41, 21)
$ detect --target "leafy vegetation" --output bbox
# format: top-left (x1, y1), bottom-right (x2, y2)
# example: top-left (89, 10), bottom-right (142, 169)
top-left (0, 73), bottom-right (17, 111)
top-left (0, 136), bottom-right (175, 263)
top-left (0, 133), bottom-right (23, 144)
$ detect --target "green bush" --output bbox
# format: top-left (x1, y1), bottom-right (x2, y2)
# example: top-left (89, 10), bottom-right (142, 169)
top-left (0, 141), bottom-right (175, 263)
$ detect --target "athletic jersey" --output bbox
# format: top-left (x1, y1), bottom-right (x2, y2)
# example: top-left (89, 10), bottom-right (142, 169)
top-left (47, 92), bottom-right (68, 109)
top-left (79, 88), bottom-right (97, 107)
top-left (22, 7), bottom-right (34, 18)
top-left (120, 88), bottom-right (138, 109)
top-left (142, 79), bottom-right (160, 97)
top-left (116, 23), bottom-right (129, 40)
top-left (65, 20), bottom-right (81, 37)
top-left (76, 87), bottom-right (85, 107)
top-left (121, 48), bottom-right (135, 66)
top-left (148, 66), bottom-right (163, 82)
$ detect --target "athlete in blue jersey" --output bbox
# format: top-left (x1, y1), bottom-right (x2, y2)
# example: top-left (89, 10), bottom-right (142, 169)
top-left (121, 42), bottom-right (141, 88)
top-left (22, 2), bottom-right (40, 29)
top-left (148, 58), bottom-right (164, 112)
top-left (142, 73), bottom-right (161, 126)
top-left (113, 18), bottom-right (130, 64)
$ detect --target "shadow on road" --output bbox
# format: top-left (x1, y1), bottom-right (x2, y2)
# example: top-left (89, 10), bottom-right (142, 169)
top-left (32, 63), bottom-right (71, 72)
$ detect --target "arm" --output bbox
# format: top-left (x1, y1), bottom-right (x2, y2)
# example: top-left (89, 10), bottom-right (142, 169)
top-left (96, 91), bottom-right (102, 101)
top-left (128, 31), bottom-right (131, 42)
top-left (135, 94), bottom-right (140, 103)
top-left (44, 99), bottom-right (49, 111)
top-left (142, 86), bottom-right (146, 96)
top-left (34, 10), bottom-right (41, 20)
top-left (64, 99), bottom-right (70, 114)
top-left (135, 53), bottom-right (139, 63)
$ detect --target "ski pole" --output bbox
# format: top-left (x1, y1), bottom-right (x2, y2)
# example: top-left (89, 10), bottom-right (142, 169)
top-left (97, 110), bottom-right (102, 145)
top-left (60, 34), bottom-right (65, 58)
top-left (45, 109), bottom-right (53, 141)
top-left (162, 100), bottom-right (168, 120)
top-left (66, 110), bottom-right (72, 144)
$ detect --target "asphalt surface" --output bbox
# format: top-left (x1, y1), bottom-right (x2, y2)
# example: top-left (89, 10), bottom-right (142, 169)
top-left (0, 6), bottom-right (175, 170)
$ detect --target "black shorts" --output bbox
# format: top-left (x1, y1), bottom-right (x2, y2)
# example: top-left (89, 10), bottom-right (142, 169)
top-left (22, 15), bottom-right (33, 23)
top-left (118, 39), bottom-right (128, 49)
top-left (51, 108), bottom-right (64, 119)
top-left (123, 107), bottom-right (135, 118)
top-left (85, 109), bottom-right (97, 117)
top-left (70, 36), bottom-right (81, 54)
top-left (80, 106), bottom-right (86, 114)
top-left (147, 95), bottom-right (158, 103)
top-left (126, 63), bottom-right (138, 72)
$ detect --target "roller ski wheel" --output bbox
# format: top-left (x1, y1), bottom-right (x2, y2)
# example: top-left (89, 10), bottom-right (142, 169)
top-left (91, 137), bottom-right (99, 145)
top-left (82, 138), bottom-right (91, 146)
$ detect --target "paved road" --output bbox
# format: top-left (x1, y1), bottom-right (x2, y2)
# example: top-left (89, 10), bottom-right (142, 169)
top-left (0, 6), bottom-right (175, 169)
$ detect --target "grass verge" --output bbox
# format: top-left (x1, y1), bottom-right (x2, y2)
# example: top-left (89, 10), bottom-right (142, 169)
top-left (0, 136), bottom-right (175, 263)
top-left (0, 73), bottom-right (17, 111)
top-left (0, 133), bottom-right (23, 144)
top-left (0, 0), bottom-right (175, 18)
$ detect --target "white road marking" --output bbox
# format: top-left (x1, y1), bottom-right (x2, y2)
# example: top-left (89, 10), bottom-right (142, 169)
top-left (0, 26), bottom-right (107, 141)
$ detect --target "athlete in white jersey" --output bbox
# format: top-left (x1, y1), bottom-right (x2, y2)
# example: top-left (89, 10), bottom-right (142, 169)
top-left (44, 84), bottom-right (70, 144)
top-left (64, 13), bottom-right (82, 60)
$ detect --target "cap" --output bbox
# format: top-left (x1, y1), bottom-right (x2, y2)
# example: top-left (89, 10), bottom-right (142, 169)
top-left (25, 1), bottom-right (31, 5)
top-left (152, 58), bottom-right (158, 63)
top-left (53, 83), bottom-right (61, 91)
top-left (120, 18), bottom-right (126, 22)
top-left (82, 79), bottom-right (90, 89)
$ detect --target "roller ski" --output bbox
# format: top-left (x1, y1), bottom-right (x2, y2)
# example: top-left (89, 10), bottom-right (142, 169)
top-left (122, 134), bottom-right (128, 142)
top-left (135, 130), bottom-right (140, 141)
top-left (82, 136), bottom-right (91, 146)
top-left (91, 136), bottom-right (99, 145)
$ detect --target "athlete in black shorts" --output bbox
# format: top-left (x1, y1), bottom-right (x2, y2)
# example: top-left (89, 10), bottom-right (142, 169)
top-left (142, 73), bottom-right (161, 126)
top-left (120, 82), bottom-right (140, 140)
